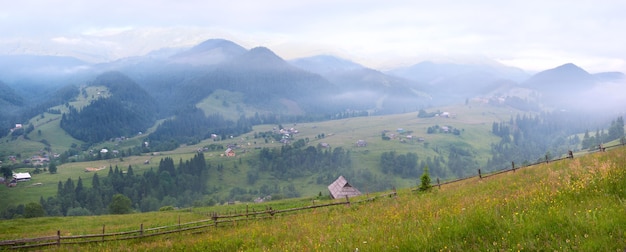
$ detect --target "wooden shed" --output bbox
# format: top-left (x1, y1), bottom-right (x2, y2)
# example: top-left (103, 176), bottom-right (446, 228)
top-left (327, 176), bottom-right (361, 199)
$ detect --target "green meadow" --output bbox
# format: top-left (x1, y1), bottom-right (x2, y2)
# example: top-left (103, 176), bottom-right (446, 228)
top-left (1, 101), bottom-right (527, 210)
top-left (1, 145), bottom-right (625, 251)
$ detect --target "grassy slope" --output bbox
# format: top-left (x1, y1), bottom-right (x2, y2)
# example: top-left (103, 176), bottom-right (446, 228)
top-left (0, 101), bottom-right (525, 209)
top-left (0, 86), bottom-right (107, 156)
top-left (195, 89), bottom-right (267, 121)
top-left (1, 145), bottom-right (625, 251)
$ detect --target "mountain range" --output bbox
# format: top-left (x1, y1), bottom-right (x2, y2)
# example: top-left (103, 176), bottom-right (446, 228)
top-left (0, 38), bottom-right (624, 143)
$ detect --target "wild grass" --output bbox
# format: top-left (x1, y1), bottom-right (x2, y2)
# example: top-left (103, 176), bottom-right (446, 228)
top-left (2, 147), bottom-right (624, 251)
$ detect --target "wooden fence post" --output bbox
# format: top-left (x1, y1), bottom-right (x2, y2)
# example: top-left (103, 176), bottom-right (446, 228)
top-left (437, 177), bottom-right (441, 189)
top-left (545, 155), bottom-right (549, 164)
top-left (345, 195), bottom-right (350, 207)
top-left (478, 169), bottom-right (482, 179)
top-left (140, 223), bottom-right (143, 236)
top-left (102, 225), bottom-right (105, 242)
top-left (57, 230), bottom-right (61, 247)
top-left (512, 161), bottom-right (515, 172)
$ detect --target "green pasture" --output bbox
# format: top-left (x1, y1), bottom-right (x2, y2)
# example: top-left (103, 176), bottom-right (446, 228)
top-left (1, 101), bottom-right (530, 210)
top-left (1, 144), bottom-right (624, 251)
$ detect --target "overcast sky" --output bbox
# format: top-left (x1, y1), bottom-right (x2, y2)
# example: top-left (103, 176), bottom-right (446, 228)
top-left (1, 0), bottom-right (625, 73)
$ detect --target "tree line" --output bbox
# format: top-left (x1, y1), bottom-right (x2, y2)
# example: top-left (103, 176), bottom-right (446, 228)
top-left (581, 116), bottom-right (624, 149)
top-left (253, 141), bottom-right (352, 180)
top-left (486, 113), bottom-right (625, 171)
top-left (379, 146), bottom-right (476, 181)
top-left (1, 153), bottom-right (209, 219)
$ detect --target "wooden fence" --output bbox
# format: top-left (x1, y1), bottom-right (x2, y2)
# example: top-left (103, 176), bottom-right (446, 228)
top-left (425, 141), bottom-right (625, 190)
top-left (0, 190), bottom-right (397, 250)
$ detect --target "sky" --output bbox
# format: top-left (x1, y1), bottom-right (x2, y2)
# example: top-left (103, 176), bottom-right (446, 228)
top-left (1, 0), bottom-right (626, 73)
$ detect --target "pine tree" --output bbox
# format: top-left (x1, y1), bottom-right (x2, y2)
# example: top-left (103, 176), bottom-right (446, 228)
top-left (419, 165), bottom-right (432, 192)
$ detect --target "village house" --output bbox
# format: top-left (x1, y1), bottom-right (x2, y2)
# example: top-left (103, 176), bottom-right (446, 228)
top-left (225, 148), bottom-right (236, 157)
top-left (13, 172), bottom-right (31, 182)
top-left (441, 126), bottom-right (450, 133)
top-left (30, 156), bottom-right (50, 166)
top-left (356, 140), bottom-right (367, 147)
top-left (9, 124), bottom-right (23, 133)
top-left (318, 142), bottom-right (331, 149)
top-left (327, 176), bottom-right (362, 199)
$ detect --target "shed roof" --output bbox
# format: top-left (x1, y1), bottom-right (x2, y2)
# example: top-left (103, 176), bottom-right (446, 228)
top-left (13, 172), bottom-right (31, 180)
top-left (327, 176), bottom-right (361, 199)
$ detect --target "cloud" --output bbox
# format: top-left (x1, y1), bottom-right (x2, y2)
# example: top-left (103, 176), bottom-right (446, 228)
top-left (82, 26), bottom-right (134, 37)
top-left (51, 37), bottom-right (86, 45)
top-left (1, 1), bottom-right (625, 73)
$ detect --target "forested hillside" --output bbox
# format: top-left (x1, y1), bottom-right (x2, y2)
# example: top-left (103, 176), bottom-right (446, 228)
top-left (486, 112), bottom-right (625, 170)
top-left (60, 72), bottom-right (157, 143)
top-left (1, 153), bottom-right (209, 218)
top-left (0, 81), bottom-right (26, 137)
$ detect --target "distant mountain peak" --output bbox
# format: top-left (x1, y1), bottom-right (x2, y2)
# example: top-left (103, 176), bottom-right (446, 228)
top-left (523, 63), bottom-right (595, 92)
top-left (189, 39), bottom-right (245, 53)
top-left (169, 38), bottom-right (246, 65)
top-left (552, 63), bottom-right (589, 74)
top-left (531, 63), bottom-right (591, 79)
top-left (228, 46), bottom-right (290, 70)
top-left (247, 46), bottom-right (279, 57)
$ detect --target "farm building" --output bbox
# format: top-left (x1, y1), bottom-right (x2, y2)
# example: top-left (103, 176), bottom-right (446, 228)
top-left (13, 172), bottom-right (31, 181)
top-left (355, 140), bottom-right (367, 147)
top-left (318, 142), bottom-right (330, 148)
top-left (225, 148), bottom-right (236, 157)
top-left (327, 176), bottom-right (361, 199)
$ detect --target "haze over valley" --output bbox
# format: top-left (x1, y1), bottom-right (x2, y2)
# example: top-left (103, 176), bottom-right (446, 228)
top-left (1, 1), bottom-right (625, 223)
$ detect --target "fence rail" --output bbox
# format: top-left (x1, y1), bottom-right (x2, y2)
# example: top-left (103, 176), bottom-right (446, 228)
top-left (422, 141), bottom-right (625, 190)
top-left (0, 190), bottom-right (401, 250)
top-left (1, 142), bottom-right (622, 250)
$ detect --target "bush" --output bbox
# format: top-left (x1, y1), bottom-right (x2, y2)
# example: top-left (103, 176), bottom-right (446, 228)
top-left (24, 202), bottom-right (46, 218)
top-left (109, 194), bottom-right (132, 214)
top-left (159, 206), bottom-right (175, 211)
top-left (67, 207), bottom-right (92, 216)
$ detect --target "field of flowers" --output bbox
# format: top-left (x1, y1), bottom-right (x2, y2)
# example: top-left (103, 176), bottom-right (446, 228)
top-left (4, 147), bottom-right (626, 251)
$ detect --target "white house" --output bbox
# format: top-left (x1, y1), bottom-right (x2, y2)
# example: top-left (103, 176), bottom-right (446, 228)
top-left (13, 172), bottom-right (31, 181)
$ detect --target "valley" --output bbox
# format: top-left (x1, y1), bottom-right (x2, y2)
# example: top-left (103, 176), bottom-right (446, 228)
top-left (0, 38), bottom-right (624, 219)
top-left (0, 100), bottom-right (513, 211)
